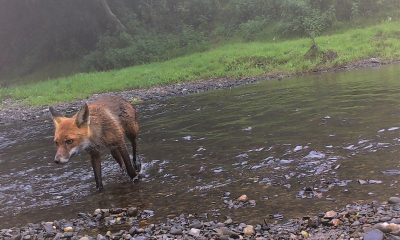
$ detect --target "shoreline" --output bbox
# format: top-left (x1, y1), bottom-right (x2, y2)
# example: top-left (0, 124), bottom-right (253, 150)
top-left (0, 57), bottom-right (399, 124)
top-left (2, 197), bottom-right (400, 239)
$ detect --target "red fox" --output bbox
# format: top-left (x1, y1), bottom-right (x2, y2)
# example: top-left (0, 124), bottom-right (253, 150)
top-left (49, 95), bottom-right (140, 190)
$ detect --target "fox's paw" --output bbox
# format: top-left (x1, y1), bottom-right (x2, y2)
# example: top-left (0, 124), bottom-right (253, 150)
top-left (132, 174), bottom-right (141, 183)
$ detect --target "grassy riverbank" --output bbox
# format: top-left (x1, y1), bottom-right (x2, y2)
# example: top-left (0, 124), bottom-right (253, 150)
top-left (1, 21), bottom-right (400, 106)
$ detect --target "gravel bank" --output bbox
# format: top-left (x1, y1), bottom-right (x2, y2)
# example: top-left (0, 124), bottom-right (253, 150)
top-left (3, 197), bottom-right (400, 239)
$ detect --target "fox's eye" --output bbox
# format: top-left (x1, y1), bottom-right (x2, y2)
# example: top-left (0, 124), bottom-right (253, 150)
top-left (65, 139), bottom-right (73, 145)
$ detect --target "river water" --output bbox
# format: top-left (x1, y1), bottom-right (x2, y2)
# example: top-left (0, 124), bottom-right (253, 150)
top-left (1, 65), bottom-right (400, 228)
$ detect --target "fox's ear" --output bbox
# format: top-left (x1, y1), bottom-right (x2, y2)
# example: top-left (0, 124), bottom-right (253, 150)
top-left (49, 106), bottom-right (63, 125)
top-left (75, 103), bottom-right (89, 127)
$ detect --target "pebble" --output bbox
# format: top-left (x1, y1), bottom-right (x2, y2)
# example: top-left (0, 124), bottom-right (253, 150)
top-left (170, 227), bottom-right (183, 235)
top-left (224, 218), bottom-right (233, 225)
top-left (389, 197), bottom-right (400, 204)
top-left (42, 222), bottom-right (54, 234)
top-left (189, 228), bottom-right (201, 237)
top-left (127, 207), bottom-right (138, 217)
top-left (375, 222), bottom-right (400, 233)
top-left (331, 218), bottom-right (341, 227)
top-left (243, 225), bottom-right (255, 236)
top-left (324, 210), bottom-right (337, 219)
top-left (363, 229), bottom-right (384, 240)
top-left (63, 227), bottom-right (73, 232)
top-left (93, 209), bottom-right (101, 215)
top-left (301, 230), bottom-right (310, 238)
top-left (189, 220), bottom-right (203, 229)
top-left (97, 234), bottom-right (106, 240)
top-left (238, 195), bottom-right (249, 202)
top-left (215, 227), bottom-right (239, 238)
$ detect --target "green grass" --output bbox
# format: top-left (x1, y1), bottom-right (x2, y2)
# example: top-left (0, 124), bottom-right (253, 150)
top-left (1, 21), bottom-right (400, 106)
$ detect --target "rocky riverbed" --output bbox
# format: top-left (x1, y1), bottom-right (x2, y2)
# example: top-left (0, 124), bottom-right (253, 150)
top-left (0, 58), bottom-right (398, 124)
top-left (3, 196), bottom-right (400, 239)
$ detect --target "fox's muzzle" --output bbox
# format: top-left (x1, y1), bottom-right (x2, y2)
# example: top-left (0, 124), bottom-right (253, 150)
top-left (54, 155), bottom-right (70, 164)
top-left (54, 147), bottom-right (80, 164)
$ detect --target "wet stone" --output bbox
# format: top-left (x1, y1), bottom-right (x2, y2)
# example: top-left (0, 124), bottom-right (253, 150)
top-left (42, 222), bottom-right (54, 234)
top-left (214, 227), bottom-right (239, 238)
top-left (97, 234), bottom-right (106, 240)
top-left (243, 225), bottom-right (255, 236)
top-left (63, 232), bottom-right (74, 238)
top-left (189, 228), bottom-right (201, 237)
top-left (389, 197), bottom-right (400, 204)
top-left (64, 226), bottom-right (73, 232)
top-left (132, 237), bottom-right (148, 240)
top-left (189, 220), bottom-right (203, 228)
top-left (380, 216), bottom-right (392, 222)
top-left (93, 209), bottom-right (101, 215)
top-left (129, 227), bottom-right (137, 235)
top-left (127, 207), bottom-right (138, 217)
top-left (215, 222), bottom-right (225, 228)
top-left (363, 229), bottom-right (384, 240)
top-left (324, 210), bottom-right (338, 219)
top-left (170, 227), bottom-right (183, 235)
top-left (375, 222), bottom-right (400, 233)
top-left (224, 218), bottom-right (233, 225)
top-left (238, 195), bottom-right (249, 202)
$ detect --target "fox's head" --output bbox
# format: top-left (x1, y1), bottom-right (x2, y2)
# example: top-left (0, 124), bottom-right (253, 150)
top-left (49, 104), bottom-right (91, 164)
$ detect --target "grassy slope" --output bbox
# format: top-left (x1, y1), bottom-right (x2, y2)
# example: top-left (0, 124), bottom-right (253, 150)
top-left (1, 21), bottom-right (400, 106)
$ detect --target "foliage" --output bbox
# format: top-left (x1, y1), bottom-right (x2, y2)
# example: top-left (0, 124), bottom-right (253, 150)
top-left (0, 0), bottom-right (399, 82)
top-left (82, 26), bottom-right (207, 71)
top-left (1, 21), bottom-right (400, 106)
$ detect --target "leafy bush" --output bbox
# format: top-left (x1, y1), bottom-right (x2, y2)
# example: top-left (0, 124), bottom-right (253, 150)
top-left (82, 28), bottom-right (208, 71)
top-left (238, 17), bottom-right (268, 41)
top-left (278, 0), bottom-right (335, 39)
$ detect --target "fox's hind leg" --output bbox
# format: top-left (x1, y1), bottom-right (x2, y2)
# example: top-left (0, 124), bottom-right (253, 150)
top-left (118, 145), bottom-right (137, 180)
top-left (111, 149), bottom-right (124, 169)
top-left (127, 133), bottom-right (141, 172)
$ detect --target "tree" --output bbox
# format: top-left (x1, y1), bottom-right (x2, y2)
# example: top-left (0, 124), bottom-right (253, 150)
top-left (97, 0), bottom-right (127, 32)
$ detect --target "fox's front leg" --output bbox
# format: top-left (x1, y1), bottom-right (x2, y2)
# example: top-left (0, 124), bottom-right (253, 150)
top-left (90, 150), bottom-right (103, 191)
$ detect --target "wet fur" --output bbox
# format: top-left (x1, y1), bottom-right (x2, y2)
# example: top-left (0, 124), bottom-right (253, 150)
top-left (50, 96), bottom-right (140, 190)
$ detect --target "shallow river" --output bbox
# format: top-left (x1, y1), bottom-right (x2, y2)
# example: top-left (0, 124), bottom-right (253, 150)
top-left (1, 65), bottom-right (400, 228)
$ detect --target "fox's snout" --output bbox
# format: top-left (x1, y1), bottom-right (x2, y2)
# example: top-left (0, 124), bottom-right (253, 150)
top-left (54, 146), bottom-right (80, 164)
top-left (54, 155), bottom-right (70, 164)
